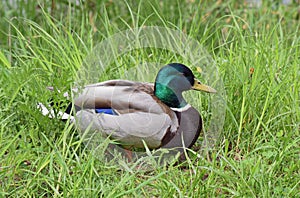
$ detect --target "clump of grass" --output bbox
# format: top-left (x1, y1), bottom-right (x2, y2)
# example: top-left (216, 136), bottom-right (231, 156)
top-left (0, 0), bottom-right (299, 197)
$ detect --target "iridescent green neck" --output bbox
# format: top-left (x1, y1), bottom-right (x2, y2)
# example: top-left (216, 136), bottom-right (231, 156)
top-left (154, 83), bottom-right (187, 108)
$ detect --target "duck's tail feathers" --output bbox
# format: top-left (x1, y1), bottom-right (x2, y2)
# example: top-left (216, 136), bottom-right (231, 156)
top-left (37, 102), bottom-right (75, 121)
top-left (38, 86), bottom-right (79, 121)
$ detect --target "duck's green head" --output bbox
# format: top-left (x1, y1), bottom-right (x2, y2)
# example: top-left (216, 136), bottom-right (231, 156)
top-left (154, 63), bottom-right (216, 108)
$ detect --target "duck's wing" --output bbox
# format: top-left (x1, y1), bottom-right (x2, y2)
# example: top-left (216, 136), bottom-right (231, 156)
top-left (72, 80), bottom-right (179, 149)
top-left (73, 80), bottom-right (172, 115)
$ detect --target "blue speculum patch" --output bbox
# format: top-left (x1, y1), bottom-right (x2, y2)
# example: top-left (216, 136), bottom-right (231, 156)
top-left (95, 108), bottom-right (118, 115)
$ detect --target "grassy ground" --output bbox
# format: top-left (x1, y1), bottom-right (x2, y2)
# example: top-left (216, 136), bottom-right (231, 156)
top-left (0, 0), bottom-right (299, 197)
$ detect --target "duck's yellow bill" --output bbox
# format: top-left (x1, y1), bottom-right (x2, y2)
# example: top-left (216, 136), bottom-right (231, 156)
top-left (192, 79), bottom-right (217, 93)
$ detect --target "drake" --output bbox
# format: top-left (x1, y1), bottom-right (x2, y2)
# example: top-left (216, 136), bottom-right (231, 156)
top-left (39, 63), bottom-right (216, 151)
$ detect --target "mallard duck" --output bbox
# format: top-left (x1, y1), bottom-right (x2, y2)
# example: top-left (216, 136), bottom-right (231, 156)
top-left (39, 63), bottom-right (216, 151)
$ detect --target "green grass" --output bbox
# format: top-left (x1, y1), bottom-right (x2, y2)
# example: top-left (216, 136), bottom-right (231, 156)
top-left (0, 0), bottom-right (299, 197)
